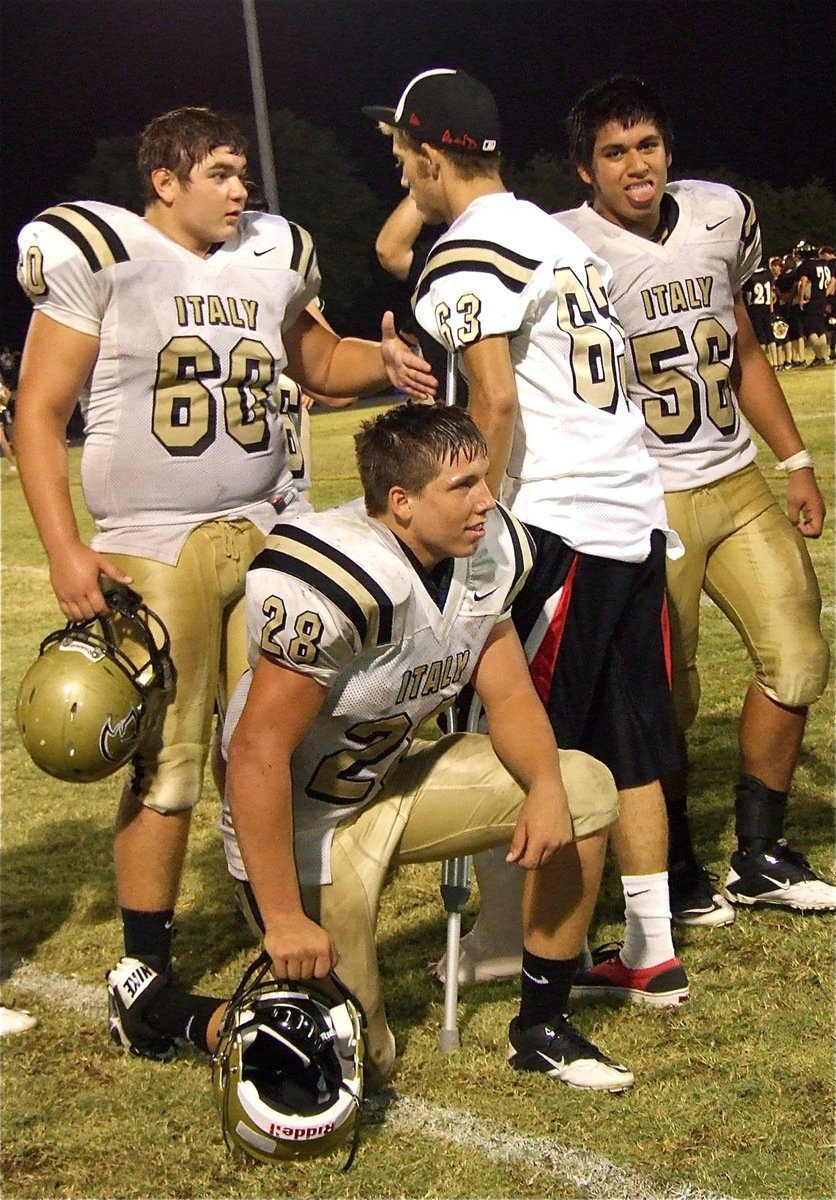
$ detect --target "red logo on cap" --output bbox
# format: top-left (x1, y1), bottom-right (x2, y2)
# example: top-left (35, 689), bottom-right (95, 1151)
top-left (441, 129), bottom-right (477, 150)
top-left (408, 112), bottom-right (421, 126)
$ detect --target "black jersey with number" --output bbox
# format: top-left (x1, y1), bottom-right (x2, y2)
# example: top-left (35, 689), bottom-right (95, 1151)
top-left (742, 268), bottom-right (773, 311)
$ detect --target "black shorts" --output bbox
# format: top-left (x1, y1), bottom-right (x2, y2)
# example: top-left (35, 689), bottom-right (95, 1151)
top-left (748, 307), bottom-right (773, 345)
top-left (801, 302), bottom-right (826, 338)
top-left (786, 306), bottom-right (804, 341)
top-left (512, 527), bottom-right (682, 789)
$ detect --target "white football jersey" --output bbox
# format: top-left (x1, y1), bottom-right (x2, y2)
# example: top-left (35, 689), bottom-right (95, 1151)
top-left (220, 500), bottom-right (534, 885)
top-left (17, 202), bottom-right (320, 562)
top-left (412, 192), bottom-right (673, 563)
top-left (555, 181), bottom-right (761, 492)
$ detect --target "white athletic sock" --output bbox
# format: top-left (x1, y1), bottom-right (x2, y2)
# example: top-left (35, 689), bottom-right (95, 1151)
top-left (619, 873), bottom-right (675, 969)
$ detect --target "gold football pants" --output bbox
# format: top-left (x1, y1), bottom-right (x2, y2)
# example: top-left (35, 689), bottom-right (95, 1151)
top-left (298, 732), bottom-right (618, 1087)
top-left (109, 518), bottom-right (266, 813)
top-left (663, 464), bottom-right (829, 730)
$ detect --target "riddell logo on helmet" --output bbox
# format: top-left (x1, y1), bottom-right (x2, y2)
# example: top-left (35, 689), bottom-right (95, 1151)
top-left (269, 1120), bottom-right (336, 1140)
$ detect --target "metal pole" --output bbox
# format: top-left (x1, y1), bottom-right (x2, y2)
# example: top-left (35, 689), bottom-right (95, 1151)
top-left (242, 0), bottom-right (280, 214)
top-left (438, 348), bottom-right (473, 1053)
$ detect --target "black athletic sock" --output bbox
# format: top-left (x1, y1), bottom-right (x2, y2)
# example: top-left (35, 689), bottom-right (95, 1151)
top-left (144, 986), bottom-right (225, 1052)
top-left (121, 908), bottom-right (175, 975)
top-left (665, 801), bottom-right (697, 871)
top-left (518, 951), bottom-right (581, 1030)
top-left (663, 739), bottom-right (696, 868)
top-left (734, 774), bottom-right (787, 855)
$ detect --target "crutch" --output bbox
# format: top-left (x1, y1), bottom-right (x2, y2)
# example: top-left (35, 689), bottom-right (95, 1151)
top-left (438, 348), bottom-right (474, 1053)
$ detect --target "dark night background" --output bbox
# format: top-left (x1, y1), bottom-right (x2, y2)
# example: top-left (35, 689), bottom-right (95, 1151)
top-left (2, 0), bottom-right (834, 346)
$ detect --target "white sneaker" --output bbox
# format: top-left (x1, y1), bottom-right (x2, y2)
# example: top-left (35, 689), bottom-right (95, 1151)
top-left (0, 1005), bottom-right (37, 1036)
top-left (725, 841), bottom-right (836, 911)
top-left (508, 1015), bottom-right (634, 1092)
top-left (428, 925), bottom-right (522, 987)
top-left (669, 862), bottom-right (736, 927)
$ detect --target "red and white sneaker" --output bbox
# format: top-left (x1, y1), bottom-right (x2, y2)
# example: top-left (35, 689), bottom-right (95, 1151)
top-left (570, 945), bottom-right (689, 1008)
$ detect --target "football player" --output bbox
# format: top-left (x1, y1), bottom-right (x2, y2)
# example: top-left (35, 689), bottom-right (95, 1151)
top-left (14, 106), bottom-right (436, 1055)
top-left (768, 256), bottom-right (792, 370)
top-left (107, 403), bottom-right (634, 1094)
top-left (742, 261), bottom-right (777, 367)
top-left (796, 243), bottom-right (833, 367)
top-left (555, 76), bottom-right (832, 921)
top-left (775, 252), bottom-right (807, 367)
top-left (364, 70), bottom-right (691, 1009)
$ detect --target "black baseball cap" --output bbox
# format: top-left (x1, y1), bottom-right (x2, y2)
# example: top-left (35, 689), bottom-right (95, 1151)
top-left (363, 69), bottom-right (501, 155)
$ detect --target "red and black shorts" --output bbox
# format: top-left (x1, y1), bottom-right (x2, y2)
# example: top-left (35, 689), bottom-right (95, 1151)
top-left (512, 526), bottom-right (682, 790)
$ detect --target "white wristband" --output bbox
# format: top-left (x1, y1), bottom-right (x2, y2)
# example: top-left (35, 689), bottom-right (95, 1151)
top-left (775, 450), bottom-right (814, 474)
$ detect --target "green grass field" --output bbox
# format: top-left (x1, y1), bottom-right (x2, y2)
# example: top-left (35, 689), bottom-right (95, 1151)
top-left (1, 369), bottom-right (834, 1200)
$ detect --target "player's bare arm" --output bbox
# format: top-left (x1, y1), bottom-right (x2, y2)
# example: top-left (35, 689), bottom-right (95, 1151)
top-left (375, 195), bottom-right (425, 281)
top-left (284, 307), bottom-right (437, 401)
top-left (731, 296), bottom-right (825, 537)
top-left (14, 312), bottom-right (134, 620)
top-left (226, 653), bottom-right (338, 980)
top-left (291, 301), bottom-right (357, 410)
top-left (460, 335), bottom-right (519, 497)
top-left (471, 619), bottom-right (574, 869)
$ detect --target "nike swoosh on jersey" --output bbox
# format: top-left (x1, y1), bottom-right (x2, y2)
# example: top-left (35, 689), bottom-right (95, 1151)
top-left (473, 587), bottom-right (499, 602)
top-left (705, 217), bottom-right (731, 231)
top-left (253, 246), bottom-right (276, 257)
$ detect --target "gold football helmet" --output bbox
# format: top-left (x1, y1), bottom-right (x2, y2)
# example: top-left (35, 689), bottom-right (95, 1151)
top-left (212, 953), bottom-right (365, 1168)
top-left (15, 585), bottom-right (173, 783)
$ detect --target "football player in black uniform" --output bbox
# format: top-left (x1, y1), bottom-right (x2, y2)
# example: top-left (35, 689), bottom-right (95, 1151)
top-left (743, 263), bottom-right (777, 367)
top-left (796, 244), bottom-right (833, 367)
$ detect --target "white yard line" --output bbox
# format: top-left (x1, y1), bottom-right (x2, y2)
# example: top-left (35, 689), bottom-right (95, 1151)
top-left (375, 1095), bottom-right (740, 1200)
top-left (9, 962), bottom-right (104, 1013)
top-left (7, 963), bottom-right (738, 1200)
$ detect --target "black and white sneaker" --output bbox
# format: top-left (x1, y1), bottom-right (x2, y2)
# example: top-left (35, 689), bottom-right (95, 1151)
top-left (724, 841), bottom-right (836, 911)
top-left (106, 956), bottom-right (176, 1062)
top-left (669, 860), bottom-right (735, 927)
top-left (508, 1014), bottom-right (634, 1092)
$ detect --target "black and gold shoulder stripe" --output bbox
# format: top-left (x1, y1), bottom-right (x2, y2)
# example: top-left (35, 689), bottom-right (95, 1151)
top-left (288, 222), bottom-right (316, 282)
top-left (36, 203), bottom-right (130, 273)
top-left (251, 525), bottom-right (394, 647)
top-left (734, 191), bottom-right (760, 257)
top-left (651, 193), bottom-right (680, 245)
top-left (414, 238), bottom-right (540, 307)
top-left (494, 504), bottom-right (536, 611)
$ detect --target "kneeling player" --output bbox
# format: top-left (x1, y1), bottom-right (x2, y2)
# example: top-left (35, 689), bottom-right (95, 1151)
top-left (107, 403), bottom-right (633, 1093)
